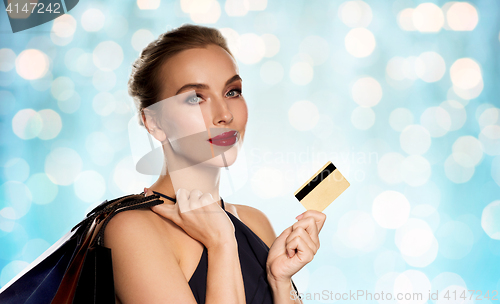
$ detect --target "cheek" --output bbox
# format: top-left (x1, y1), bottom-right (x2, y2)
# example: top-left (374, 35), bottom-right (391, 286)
top-left (165, 112), bottom-right (208, 139)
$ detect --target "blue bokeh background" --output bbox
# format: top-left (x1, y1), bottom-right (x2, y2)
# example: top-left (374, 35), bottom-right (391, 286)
top-left (1, 0), bottom-right (500, 302)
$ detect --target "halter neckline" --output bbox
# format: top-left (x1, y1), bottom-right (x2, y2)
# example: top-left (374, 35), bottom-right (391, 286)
top-left (151, 190), bottom-right (225, 210)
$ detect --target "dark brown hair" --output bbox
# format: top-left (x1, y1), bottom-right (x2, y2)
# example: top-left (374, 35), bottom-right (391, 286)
top-left (128, 23), bottom-right (234, 128)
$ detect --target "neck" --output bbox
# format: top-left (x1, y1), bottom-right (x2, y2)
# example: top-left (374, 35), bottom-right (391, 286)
top-left (148, 147), bottom-right (222, 208)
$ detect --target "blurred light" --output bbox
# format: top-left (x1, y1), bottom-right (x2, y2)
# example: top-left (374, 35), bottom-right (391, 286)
top-left (311, 114), bottom-right (334, 140)
top-left (131, 29), bottom-right (155, 52)
top-left (372, 190), bottom-right (410, 228)
top-left (479, 125), bottom-right (500, 156)
top-left (431, 272), bottom-right (467, 296)
top-left (0, 261), bottom-right (29, 288)
top-left (93, 41), bottom-right (124, 71)
top-left (339, 0), bottom-right (372, 28)
top-left (85, 132), bottom-right (115, 166)
top-left (400, 155), bottom-right (431, 186)
top-left (344, 28), bottom-right (376, 58)
top-left (404, 181), bottom-right (441, 209)
top-left (260, 60), bottom-right (283, 85)
top-left (81, 8), bottom-right (105, 32)
top-left (337, 210), bottom-right (385, 252)
top-left (251, 166), bottom-right (285, 198)
top-left (288, 100), bottom-right (319, 131)
top-left (389, 108), bottom-right (414, 132)
top-left (351, 106), bottom-right (375, 130)
top-left (453, 78), bottom-right (483, 100)
top-left (93, 92), bottom-right (116, 116)
top-left (25, 173), bottom-right (58, 205)
top-left (189, 0), bottom-right (221, 23)
top-left (415, 51), bottom-right (446, 82)
top-left (21, 239), bottom-right (50, 263)
top-left (235, 33), bottom-right (265, 64)
top-left (289, 61), bottom-right (313, 85)
top-left (374, 250), bottom-right (406, 277)
top-left (261, 34), bottom-right (280, 58)
top-left (219, 27), bottom-right (240, 57)
top-left (420, 106), bottom-right (451, 137)
top-left (450, 58), bottom-right (482, 90)
top-left (492, 156), bottom-right (500, 187)
top-left (3, 158), bottom-right (29, 182)
top-left (397, 8), bottom-right (416, 31)
top-left (105, 15), bottom-right (129, 39)
top-left (12, 109), bottom-right (43, 140)
top-left (351, 76), bottom-right (382, 107)
top-left (74, 171), bottom-right (106, 204)
top-left (395, 218), bottom-right (438, 266)
top-left (113, 155), bottom-right (160, 193)
top-left (137, 0), bottom-right (160, 10)
top-left (225, 0), bottom-right (248, 16)
top-left (30, 71), bottom-right (53, 92)
top-left (485, 215), bottom-right (500, 256)
top-left (76, 53), bottom-right (97, 77)
top-left (440, 100), bottom-right (466, 131)
top-left (478, 107), bottom-right (500, 129)
top-left (436, 220), bottom-right (474, 259)
top-left (0, 49), bottom-right (16, 72)
top-left (446, 2), bottom-right (478, 31)
top-left (37, 109), bottom-right (62, 140)
top-left (246, 0), bottom-right (266, 10)
top-left (412, 204), bottom-right (440, 231)
top-left (400, 125), bottom-right (431, 155)
top-left (51, 14), bottom-right (76, 46)
top-left (299, 35), bottom-right (329, 66)
top-left (58, 91), bottom-right (81, 114)
top-left (92, 70), bottom-right (116, 92)
top-left (15, 49), bottom-right (49, 80)
top-left (413, 3), bottom-right (444, 33)
top-left (0, 181), bottom-right (32, 220)
top-left (44, 147), bottom-right (83, 186)
top-left (451, 136), bottom-right (483, 168)
top-left (444, 154), bottom-right (475, 183)
top-left (378, 152), bottom-right (405, 184)
top-left (394, 270), bottom-right (431, 301)
top-left (51, 76), bottom-right (74, 101)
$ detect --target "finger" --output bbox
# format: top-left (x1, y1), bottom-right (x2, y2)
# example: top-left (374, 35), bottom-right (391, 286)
top-left (286, 227), bottom-right (318, 256)
top-left (272, 226), bottom-right (293, 248)
top-left (286, 235), bottom-right (314, 262)
top-left (150, 202), bottom-right (180, 225)
top-left (189, 189), bottom-right (203, 202)
top-left (296, 210), bottom-right (326, 232)
top-left (200, 192), bottom-right (216, 207)
top-left (293, 217), bottom-right (319, 247)
top-left (176, 188), bottom-right (189, 201)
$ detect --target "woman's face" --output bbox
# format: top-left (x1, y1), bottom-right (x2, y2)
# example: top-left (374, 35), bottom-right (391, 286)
top-left (148, 44), bottom-right (248, 169)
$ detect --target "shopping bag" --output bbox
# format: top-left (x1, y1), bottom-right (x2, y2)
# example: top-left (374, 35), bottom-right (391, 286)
top-left (0, 192), bottom-right (163, 304)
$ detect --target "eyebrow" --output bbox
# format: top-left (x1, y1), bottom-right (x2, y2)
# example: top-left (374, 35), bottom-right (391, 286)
top-left (175, 74), bottom-right (242, 96)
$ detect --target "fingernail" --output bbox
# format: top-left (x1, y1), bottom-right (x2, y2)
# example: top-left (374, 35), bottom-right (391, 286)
top-left (296, 213), bottom-right (304, 220)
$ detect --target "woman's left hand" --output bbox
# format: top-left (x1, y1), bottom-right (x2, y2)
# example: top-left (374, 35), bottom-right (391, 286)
top-left (266, 210), bottom-right (327, 283)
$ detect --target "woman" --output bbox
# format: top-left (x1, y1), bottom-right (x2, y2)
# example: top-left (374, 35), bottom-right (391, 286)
top-left (104, 23), bottom-right (326, 304)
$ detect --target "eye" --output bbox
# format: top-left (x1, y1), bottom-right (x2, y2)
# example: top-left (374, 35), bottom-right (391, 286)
top-left (226, 88), bottom-right (242, 98)
top-left (185, 94), bottom-right (203, 105)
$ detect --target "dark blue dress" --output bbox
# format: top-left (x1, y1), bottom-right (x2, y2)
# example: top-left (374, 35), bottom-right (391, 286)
top-left (151, 191), bottom-right (300, 304)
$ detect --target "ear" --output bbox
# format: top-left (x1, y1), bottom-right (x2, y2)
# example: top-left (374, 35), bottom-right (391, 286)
top-left (141, 109), bottom-right (167, 142)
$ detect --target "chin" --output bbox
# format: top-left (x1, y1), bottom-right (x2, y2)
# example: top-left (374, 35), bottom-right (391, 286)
top-left (201, 147), bottom-right (239, 168)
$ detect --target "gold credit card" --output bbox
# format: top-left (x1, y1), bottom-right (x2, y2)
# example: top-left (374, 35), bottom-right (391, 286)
top-left (294, 161), bottom-right (350, 212)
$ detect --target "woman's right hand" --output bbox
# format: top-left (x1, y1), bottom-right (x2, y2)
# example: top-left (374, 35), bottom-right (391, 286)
top-left (146, 188), bottom-right (235, 249)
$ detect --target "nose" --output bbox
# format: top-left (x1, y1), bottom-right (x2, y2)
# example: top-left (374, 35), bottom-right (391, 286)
top-left (211, 97), bottom-right (233, 125)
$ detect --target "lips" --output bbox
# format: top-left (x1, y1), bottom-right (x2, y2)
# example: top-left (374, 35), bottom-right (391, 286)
top-left (208, 130), bottom-right (238, 146)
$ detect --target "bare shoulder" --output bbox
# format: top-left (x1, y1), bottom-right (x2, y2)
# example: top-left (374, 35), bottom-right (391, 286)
top-left (227, 202), bottom-right (277, 248)
top-left (103, 208), bottom-right (197, 303)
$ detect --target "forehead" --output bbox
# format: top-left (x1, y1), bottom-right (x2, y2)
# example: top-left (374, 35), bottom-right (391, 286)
top-left (158, 45), bottom-right (239, 98)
